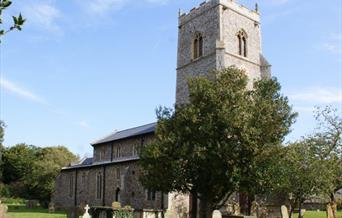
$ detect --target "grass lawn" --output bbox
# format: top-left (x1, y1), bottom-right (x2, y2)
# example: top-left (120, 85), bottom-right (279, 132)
top-left (293, 210), bottom-right (342, 218)
top-left (7, 205), bottom-right (67, 218)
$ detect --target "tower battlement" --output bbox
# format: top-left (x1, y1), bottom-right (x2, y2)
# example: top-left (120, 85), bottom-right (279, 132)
top-left (179, 0), bottom-right (260, 26)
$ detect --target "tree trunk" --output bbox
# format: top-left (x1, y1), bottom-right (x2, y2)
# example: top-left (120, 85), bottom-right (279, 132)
top-left (248, 194), bottom-right (255, 215)
top-left (330, 193), bottom-right (335, 202)
top-left (199, 199), bottom-right (213, 218)
top-left (289, 202), bottom-right (295, 218)
top-left (161, 192), bottom-right (165, 218)
top-left (190, 192), bottom-right (198, 218)
top-left (239, 192), bottom-right (249, 215)
top-left (298, 201), bottom-right (302, 218)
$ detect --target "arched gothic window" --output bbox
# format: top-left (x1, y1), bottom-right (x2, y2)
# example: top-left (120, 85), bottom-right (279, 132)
top-left (193, 32), bottom-right (203, 59)
top-left (237, 30), bottom-right (247, 57)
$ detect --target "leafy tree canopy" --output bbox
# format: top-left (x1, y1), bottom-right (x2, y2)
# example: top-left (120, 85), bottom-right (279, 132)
top-left (1, 143), bottom-right (78, 203)
top-left (140, 67), bottom-right (297, 217)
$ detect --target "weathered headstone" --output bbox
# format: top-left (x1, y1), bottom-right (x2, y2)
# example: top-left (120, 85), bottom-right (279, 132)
top-left (213, 210), bottom-right (222, 218)
top-left (82, 205), bottom-right (91, 218)
top-left (48, 202), bottom-right (55, 213)
top-left (280, 205), bottom-right (289, 218)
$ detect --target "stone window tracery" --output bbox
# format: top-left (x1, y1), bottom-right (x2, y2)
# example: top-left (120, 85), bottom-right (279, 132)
top-left (237, 30), bottom-right (248, 57)
top-left (193, 32), bottom-right (203, 59)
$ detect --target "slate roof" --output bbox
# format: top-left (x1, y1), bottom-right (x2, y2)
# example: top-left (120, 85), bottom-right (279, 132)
top-left (62, 157), bottom-right (139, 170)
top-left (69, 157), bottom-right (93, 167)
top-left (91, 122), bottom-right (156, 145)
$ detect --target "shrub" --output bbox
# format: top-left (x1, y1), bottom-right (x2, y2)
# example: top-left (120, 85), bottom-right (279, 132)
top-left (0, 197), bottom-right (27, 205)
top-left (0, 183), bottom-right (10, 197)
top-left (112, 201), bottom-right (121, 209)
top-left (337, 199), bottom-right (342, 210)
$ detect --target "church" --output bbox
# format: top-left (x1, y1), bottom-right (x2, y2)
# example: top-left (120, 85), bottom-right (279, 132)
top-left (53, 0), bottom-right (271, 215)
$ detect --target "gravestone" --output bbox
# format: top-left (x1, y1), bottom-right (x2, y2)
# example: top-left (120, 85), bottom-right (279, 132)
top-left (82, 205), bottom-right (91, 218)
top-left (213, 210), bottom-right (222, 218)
top-left (280, 205), bottom-right (289, 218)
top-left (48, 202), bottom-right (55, 213)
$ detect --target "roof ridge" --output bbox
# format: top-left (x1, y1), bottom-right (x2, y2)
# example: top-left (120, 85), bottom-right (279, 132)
top-left (91, 122), bottom-right (157, 145)
top-left (90, 129), bottom-right (118, 145)
top-left (116, 122), bottom-right (157, 133)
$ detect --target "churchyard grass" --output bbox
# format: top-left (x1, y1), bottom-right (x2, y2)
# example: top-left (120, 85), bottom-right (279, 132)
top-left (293, 210), bottom-right (342, 218)
top-left (7, 205), bottom-right (67, 218)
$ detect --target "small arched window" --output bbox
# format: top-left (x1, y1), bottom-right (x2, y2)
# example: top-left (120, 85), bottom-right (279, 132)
top-left (193, 32), bottom-right (203, 59)
top-left (237, 30), bottom-right (247, 57)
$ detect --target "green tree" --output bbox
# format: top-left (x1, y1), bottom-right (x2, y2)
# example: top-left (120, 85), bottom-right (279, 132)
top-left (279, 142), bottom-right (335, 218)
top-left (2, 143), bottom-right (78, 203)
top-left (0, 0), bottom-right (25, 41)
top-left (305, 106), bottom-right (342, 203)
top-left (0, 120), bottom-right (4, 145)
top-left (26, 146), bottom-right (78, 205)
top-left (140, 67), bottom-right (297, 218)
top-left (269, 106), bottom-right (341, 218)
top-left (2, 143), bottom-right (40, 198)
top-left (0, 120), bottom-right (5, 181)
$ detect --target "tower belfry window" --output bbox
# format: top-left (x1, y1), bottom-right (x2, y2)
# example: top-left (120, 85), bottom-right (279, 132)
top-left (193, 33), bottom-right (203, 59)
top-left (237, 30), bottom-right (247, 57)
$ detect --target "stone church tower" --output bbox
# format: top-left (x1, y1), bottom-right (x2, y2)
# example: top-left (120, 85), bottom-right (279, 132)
top-left (176, 0), bottom-right (271, 104)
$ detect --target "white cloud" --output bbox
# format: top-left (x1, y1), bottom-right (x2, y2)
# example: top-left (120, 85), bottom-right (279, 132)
top-left (289, 87), bottom-right (342, 104)
top-left (321, 33), bottom-right (342, 54)
top-left (79, 121), bottom-right (91, 129)
top-left (0, 78), bottom-right (45, 104)
top-left (23, 2), bottom-right (62, 34)
top-left (322, 43), bottom-right (341, 54)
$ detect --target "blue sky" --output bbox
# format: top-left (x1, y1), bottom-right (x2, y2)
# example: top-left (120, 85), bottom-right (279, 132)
top-left (0, 0), bottom-right (341, 157)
